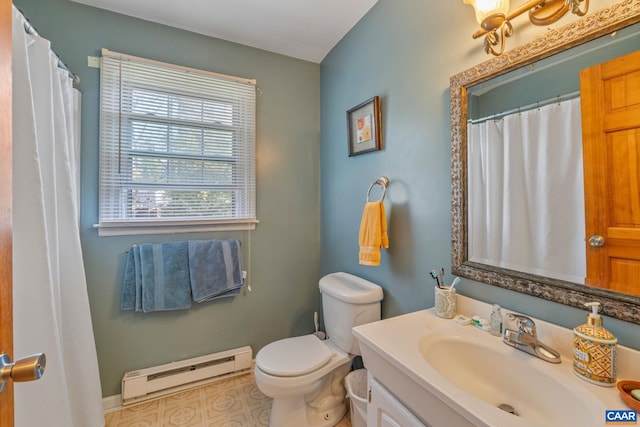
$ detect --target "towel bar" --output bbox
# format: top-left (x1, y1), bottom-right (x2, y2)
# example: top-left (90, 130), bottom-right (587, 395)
top-left (125, 243), bottom-right (138, 253)
top-left (367, 176), bottom-right (389, 202)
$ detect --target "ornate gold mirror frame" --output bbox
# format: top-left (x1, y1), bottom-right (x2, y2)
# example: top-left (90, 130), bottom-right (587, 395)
top-left (451, 0), bottom-right (640, 324)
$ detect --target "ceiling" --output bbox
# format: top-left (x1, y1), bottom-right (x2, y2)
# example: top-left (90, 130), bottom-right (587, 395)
top-left (70, 0), bottom-right (379, 63)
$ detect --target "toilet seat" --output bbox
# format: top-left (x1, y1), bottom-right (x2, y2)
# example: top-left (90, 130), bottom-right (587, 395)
top-left (256, 334), bottom-right (333, 377)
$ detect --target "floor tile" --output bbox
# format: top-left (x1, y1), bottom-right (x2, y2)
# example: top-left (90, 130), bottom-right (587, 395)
top-left (105, 371), bottom-right (352, 427)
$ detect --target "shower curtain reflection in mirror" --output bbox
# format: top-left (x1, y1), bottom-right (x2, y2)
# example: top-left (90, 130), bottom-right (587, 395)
top-left (467, 98), bottom-right (586, 284)
top-left (12, 6), bottom-right (103, 426)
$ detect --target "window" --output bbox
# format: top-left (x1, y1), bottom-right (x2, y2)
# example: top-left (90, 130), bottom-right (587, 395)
top-left (97, 49), bottom-right (257, 236)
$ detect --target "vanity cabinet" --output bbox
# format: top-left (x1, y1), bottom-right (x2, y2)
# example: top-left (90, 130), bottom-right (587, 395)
top-left (367, 374), bottom-right (427, 427)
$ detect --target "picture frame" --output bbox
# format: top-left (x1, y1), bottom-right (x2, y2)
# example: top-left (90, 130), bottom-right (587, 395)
top-left (346, 96), bottom-right (382, 156)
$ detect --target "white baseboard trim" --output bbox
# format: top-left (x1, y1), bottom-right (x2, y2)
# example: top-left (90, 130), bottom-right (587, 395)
top-left (103, 394), bottom-right (123, 414)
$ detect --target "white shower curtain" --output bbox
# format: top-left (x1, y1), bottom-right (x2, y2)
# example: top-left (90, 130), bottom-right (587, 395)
top-left (467, 98), bottom-right (586, 283)
top-left (11, 7), bottom-right (104, 427)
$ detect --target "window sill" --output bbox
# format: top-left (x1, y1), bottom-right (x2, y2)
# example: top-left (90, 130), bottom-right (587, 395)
top-left (94, 219), bottom-right (258, 236)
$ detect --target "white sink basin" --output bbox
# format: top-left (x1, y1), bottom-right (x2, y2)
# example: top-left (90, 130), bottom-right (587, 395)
top-left (418, 333), bottom-right (599, 426)
top-left (352, 295), bottom-right (640, 427)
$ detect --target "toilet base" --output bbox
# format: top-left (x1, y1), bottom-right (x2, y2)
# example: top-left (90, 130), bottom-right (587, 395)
top-left (270, 396), bottom-right (347, 427)
top-left (267, 363), bottom-right (351, 427)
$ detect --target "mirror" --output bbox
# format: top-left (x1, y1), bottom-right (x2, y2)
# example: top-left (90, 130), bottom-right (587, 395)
top-left (451, 1), bottom-right (640, 324)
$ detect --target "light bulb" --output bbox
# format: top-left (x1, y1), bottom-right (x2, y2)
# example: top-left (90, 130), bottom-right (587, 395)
top-left (463, 0), bottom-right (510, 24)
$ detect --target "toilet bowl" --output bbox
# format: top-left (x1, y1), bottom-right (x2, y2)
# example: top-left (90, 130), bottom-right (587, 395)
top-left (254, 272), bottom-right (383, 427)
top-left (254, 335), bottom-right (351, 426)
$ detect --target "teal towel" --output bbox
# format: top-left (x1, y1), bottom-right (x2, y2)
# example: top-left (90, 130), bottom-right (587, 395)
top-left (122, 243), bottom-right (191, 312)
top-left (134, 246), bottom-right (142, 310)
top-left (121, 245), bottom-right (145, 311)
top-left (121, 247), bottom-right (136, 310)
top-left (188, 239), bottom-right (244, 302)
top-left (139, 242), bottom-right (192, 312)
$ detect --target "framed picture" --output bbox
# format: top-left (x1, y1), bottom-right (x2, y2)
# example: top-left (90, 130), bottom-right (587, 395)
top-left (346, 96), bottom-right (382, 156)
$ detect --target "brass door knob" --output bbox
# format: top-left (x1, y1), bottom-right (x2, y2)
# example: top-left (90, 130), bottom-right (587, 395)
top-left (588, 235), bottom-right (605, 247)
top-left (0, 353), bottom-right (46, 392)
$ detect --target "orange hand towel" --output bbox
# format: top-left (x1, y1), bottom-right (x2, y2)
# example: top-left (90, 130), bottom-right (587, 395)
top-left (359, 201), bottom-right (389, 266)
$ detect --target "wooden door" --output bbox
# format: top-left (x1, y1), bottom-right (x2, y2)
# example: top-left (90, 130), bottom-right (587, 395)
top-left (581, 49), bottom-right (640, 294)
top-left (0, 0), bottom-right (13, 424)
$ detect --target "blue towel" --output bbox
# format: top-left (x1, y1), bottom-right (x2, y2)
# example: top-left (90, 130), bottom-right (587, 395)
top-left (188, 239), bottom-right (244, 302)
top-left (138, 242), bottom-right (192, 312)
top-left (121, 247), bottom-right (137, 310)
top-left (134, 246), bottom-right (142, 310)
top-left (121, 245), bottom-right (145, 311)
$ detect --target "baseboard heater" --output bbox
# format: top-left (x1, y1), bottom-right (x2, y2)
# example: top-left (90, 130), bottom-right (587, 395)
top-left (121, 346), bottom-right (252, 406)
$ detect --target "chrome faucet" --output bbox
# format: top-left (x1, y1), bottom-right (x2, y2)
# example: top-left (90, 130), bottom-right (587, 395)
top-left (503, 314), bottom-right (561, 364)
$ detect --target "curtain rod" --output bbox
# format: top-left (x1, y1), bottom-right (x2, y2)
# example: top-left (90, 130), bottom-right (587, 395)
top-left (468, 91), bottom-right (580, 125)
top-left (20, 10), bottom-right (80, 86)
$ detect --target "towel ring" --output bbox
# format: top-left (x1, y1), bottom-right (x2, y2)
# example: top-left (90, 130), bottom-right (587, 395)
top-left (367, 176), bottom-right (389, 202)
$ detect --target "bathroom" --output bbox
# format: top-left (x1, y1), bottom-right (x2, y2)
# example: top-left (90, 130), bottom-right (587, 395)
top-left (3, 0), bottom-right (640, 425)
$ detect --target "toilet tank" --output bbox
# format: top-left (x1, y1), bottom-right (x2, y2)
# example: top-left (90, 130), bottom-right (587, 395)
top-left (319, 272), bottom-right (383, 355)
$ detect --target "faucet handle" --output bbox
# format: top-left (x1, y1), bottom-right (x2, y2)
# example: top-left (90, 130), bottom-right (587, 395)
top-left (506, 314), bottom-right (537, 337)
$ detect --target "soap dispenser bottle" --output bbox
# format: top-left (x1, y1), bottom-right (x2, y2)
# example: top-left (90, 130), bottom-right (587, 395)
top-left (490, 304), bottom-right (503, 337)
top-left (573, 302), bottom-right (617, 387)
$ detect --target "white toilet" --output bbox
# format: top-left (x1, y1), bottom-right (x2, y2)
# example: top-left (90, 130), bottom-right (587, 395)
top-left (254, 272), bottom-right (383, 427)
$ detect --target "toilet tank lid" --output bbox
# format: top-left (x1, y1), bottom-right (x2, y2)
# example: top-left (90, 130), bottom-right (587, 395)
top-left (319, 272), bottom-right (383, 304)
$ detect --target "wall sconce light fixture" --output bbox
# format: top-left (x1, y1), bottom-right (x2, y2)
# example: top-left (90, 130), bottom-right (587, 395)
top-left (463, 0), bottom-right (589, 56)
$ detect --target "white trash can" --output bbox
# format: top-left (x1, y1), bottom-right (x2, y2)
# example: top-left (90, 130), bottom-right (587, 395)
top-left (345, 369), bottom-right (367, 427)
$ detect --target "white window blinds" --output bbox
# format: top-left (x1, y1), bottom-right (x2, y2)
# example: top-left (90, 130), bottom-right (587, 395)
top-left (98, 49), bottom-right (257, 235)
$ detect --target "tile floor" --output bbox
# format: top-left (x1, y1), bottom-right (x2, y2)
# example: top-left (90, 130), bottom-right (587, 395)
top-left (104, 371), bottom-right (353, 427)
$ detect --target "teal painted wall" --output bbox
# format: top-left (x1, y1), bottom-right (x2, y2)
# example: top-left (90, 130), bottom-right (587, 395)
top-left (14, 0), bottom-right (321, 396)
top-left (320, 0), bottom-right (640, 349)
